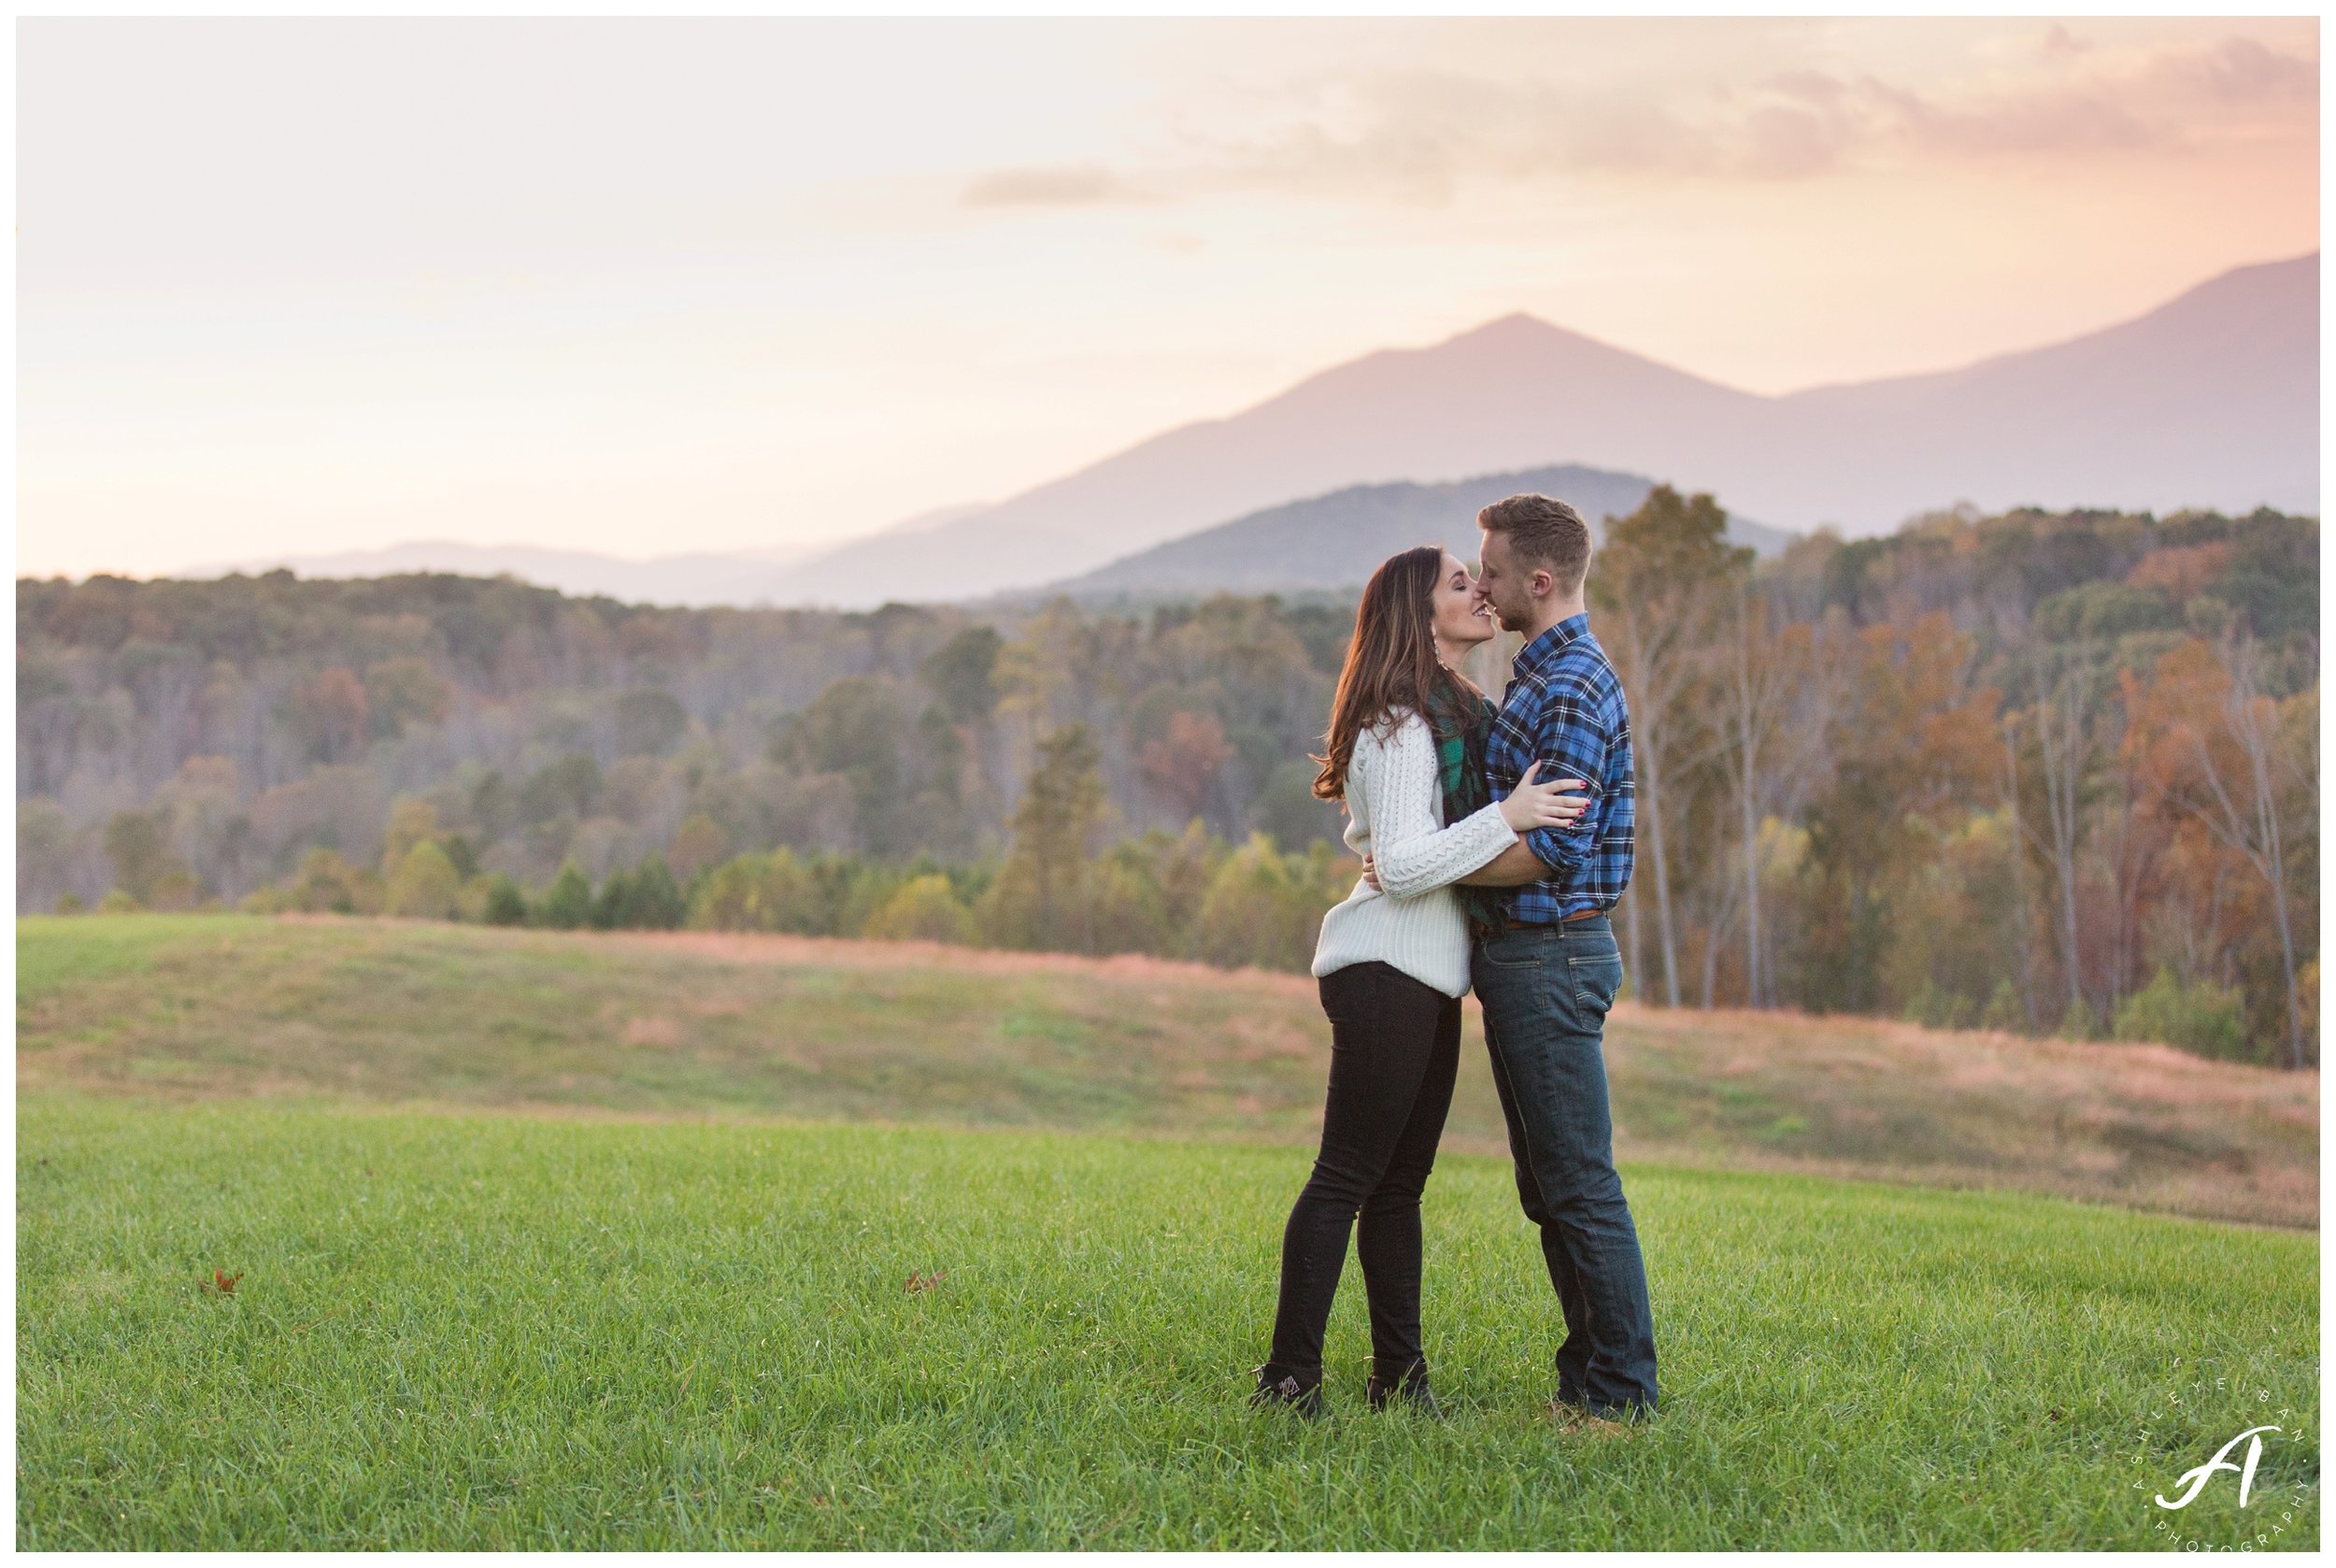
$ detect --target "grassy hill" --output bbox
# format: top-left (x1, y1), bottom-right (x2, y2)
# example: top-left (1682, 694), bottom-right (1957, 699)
top-left (18, 914), bottom-right (2317, 1228)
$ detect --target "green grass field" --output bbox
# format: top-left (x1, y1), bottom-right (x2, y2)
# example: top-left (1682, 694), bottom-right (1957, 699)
top-left (18, 1094), bottom-right (2318, 1549)
top-left (16, 914), bottom-right (2323, 1547)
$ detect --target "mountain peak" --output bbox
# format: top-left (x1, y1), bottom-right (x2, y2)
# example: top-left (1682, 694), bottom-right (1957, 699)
top-left (753, 255), bottom-right (2312, 606)
top-left (1434, 310), bottom-right (1599, 354)
top-left (1458, 309), bottom-right (1557, 337)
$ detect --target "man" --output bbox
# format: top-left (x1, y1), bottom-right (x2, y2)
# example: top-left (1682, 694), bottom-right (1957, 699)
top-left (1374, 492), bottom-right (1658, 1429)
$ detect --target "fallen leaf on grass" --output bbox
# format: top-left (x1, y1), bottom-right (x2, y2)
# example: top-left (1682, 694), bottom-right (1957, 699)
top-left (204, 1269), bottom-right (244, 1296)
top-left (905, 1270), bottom-right (948, 1294)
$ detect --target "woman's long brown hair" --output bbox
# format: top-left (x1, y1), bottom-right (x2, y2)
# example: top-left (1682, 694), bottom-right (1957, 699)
top-left (1312, 544), bottom-right (1460, 802)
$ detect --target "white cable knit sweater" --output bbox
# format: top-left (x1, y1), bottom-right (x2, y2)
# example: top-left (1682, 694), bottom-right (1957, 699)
top-left (1311, 708), bottom-right (1518, 998)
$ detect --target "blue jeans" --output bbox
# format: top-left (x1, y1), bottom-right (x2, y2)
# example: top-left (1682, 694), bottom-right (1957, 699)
top-left (1472, 914), bottom-right (1659, 1419)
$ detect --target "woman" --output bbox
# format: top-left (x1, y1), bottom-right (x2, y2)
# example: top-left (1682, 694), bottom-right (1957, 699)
top-left (1251, 545), bottom-right (1586, 1418)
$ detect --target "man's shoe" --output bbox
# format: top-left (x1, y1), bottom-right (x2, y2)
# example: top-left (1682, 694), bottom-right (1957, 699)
top-left (1558, 1409), bottom-right (1632, 1436)
top-left (1249, 1363), bottom-right (1325, 1419)
top-left (1549, 1397), bottom-right (1650, 1435)
top-left (1365, 1358), bottom-right (1443, 1418)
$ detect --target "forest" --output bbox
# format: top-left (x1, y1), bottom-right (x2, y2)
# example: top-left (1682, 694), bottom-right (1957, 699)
top-left (17, 495), bottom-right (2318, 1066)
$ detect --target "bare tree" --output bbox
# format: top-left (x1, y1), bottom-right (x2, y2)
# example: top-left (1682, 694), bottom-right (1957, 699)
top-left (1716, 588), bottom-right (1799, 1007)
top-left (2028, 656), bottom-right (2093, 1024)
top-left (1599, 604), bottom-right (1696, 1005)
top-left (1996, 711), bottom-right (2043, 1031)
top-left (2179, 637), bottom-right (2312, 1068)
top-left (2095, 714), bottom-right (2158, 1019)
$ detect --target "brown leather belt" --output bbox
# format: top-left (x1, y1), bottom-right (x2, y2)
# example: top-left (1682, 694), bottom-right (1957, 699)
top-left (1560, 907), bottom-right (1603, 923)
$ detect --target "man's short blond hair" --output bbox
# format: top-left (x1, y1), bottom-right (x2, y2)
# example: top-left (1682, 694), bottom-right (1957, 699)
top-left (1478, 493), bottom-right (1591, 592)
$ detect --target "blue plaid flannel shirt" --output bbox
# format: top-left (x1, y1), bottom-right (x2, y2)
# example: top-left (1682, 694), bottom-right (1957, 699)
top-left (1484, 612), bottom-right (1636, 925)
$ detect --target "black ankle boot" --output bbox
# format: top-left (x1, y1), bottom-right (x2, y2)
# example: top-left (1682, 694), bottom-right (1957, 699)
top-left (1249, 1362), bottom-right (1325, 1419)
top-left (1365, 1357), bottom-right (1442, 1418)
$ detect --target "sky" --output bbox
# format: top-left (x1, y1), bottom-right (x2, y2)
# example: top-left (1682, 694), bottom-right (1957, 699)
top-left (16, 16), bottom-right (2320, 581)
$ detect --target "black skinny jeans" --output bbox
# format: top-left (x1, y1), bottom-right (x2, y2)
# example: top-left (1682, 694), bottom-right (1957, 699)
top-left (1263, 960), bottom-right (1462, 1382)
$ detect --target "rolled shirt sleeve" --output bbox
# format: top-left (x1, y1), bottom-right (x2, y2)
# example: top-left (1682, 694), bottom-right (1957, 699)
top-left (1514, 684), bottom-right (1608, 876)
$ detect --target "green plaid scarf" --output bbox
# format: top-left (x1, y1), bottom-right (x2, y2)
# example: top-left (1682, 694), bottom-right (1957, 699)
top-left (1423, 673), bottom-right (1508, 939)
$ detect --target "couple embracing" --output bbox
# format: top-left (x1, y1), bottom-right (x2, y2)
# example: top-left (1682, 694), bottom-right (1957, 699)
top-left (1251, 493), bottom-right (1659, 1429)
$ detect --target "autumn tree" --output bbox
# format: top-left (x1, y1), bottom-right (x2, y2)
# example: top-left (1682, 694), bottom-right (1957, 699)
top-left (102, 810), bottom-right (186, 906)
top-left (2126, 636), bottom-right (2317, 1067)
top-left (1796, 613), bottom-right (2001, 1016)
top-left (980, 724), bottom-right (1108, 952)
top-left (290, 667), bottom-right (370, 763)
top-left (666, 812), bottom-right (732, 880)
top-left (777, 675), bottom-right (907, 854)
top-left (385, 839), bottom-right (463, 919)
top-left (1139, 710), bottom-right (1232, 824)
top-left (1592, 485), bottom-right (1752, 1005)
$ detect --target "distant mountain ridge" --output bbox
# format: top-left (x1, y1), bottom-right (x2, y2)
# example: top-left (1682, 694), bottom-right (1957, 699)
top-left (762, 253), bottom-right (2315, 607)
top-left (157, 253), bottom-right (2315, 613)
top-left (1043, 464), bottom-right (1788, 601)
top-left (171, 538), bottom-right (823, 608)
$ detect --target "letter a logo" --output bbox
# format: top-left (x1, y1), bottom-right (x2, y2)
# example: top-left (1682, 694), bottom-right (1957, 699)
top-left (2156, 1426), bottom-right (2281, 1510)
